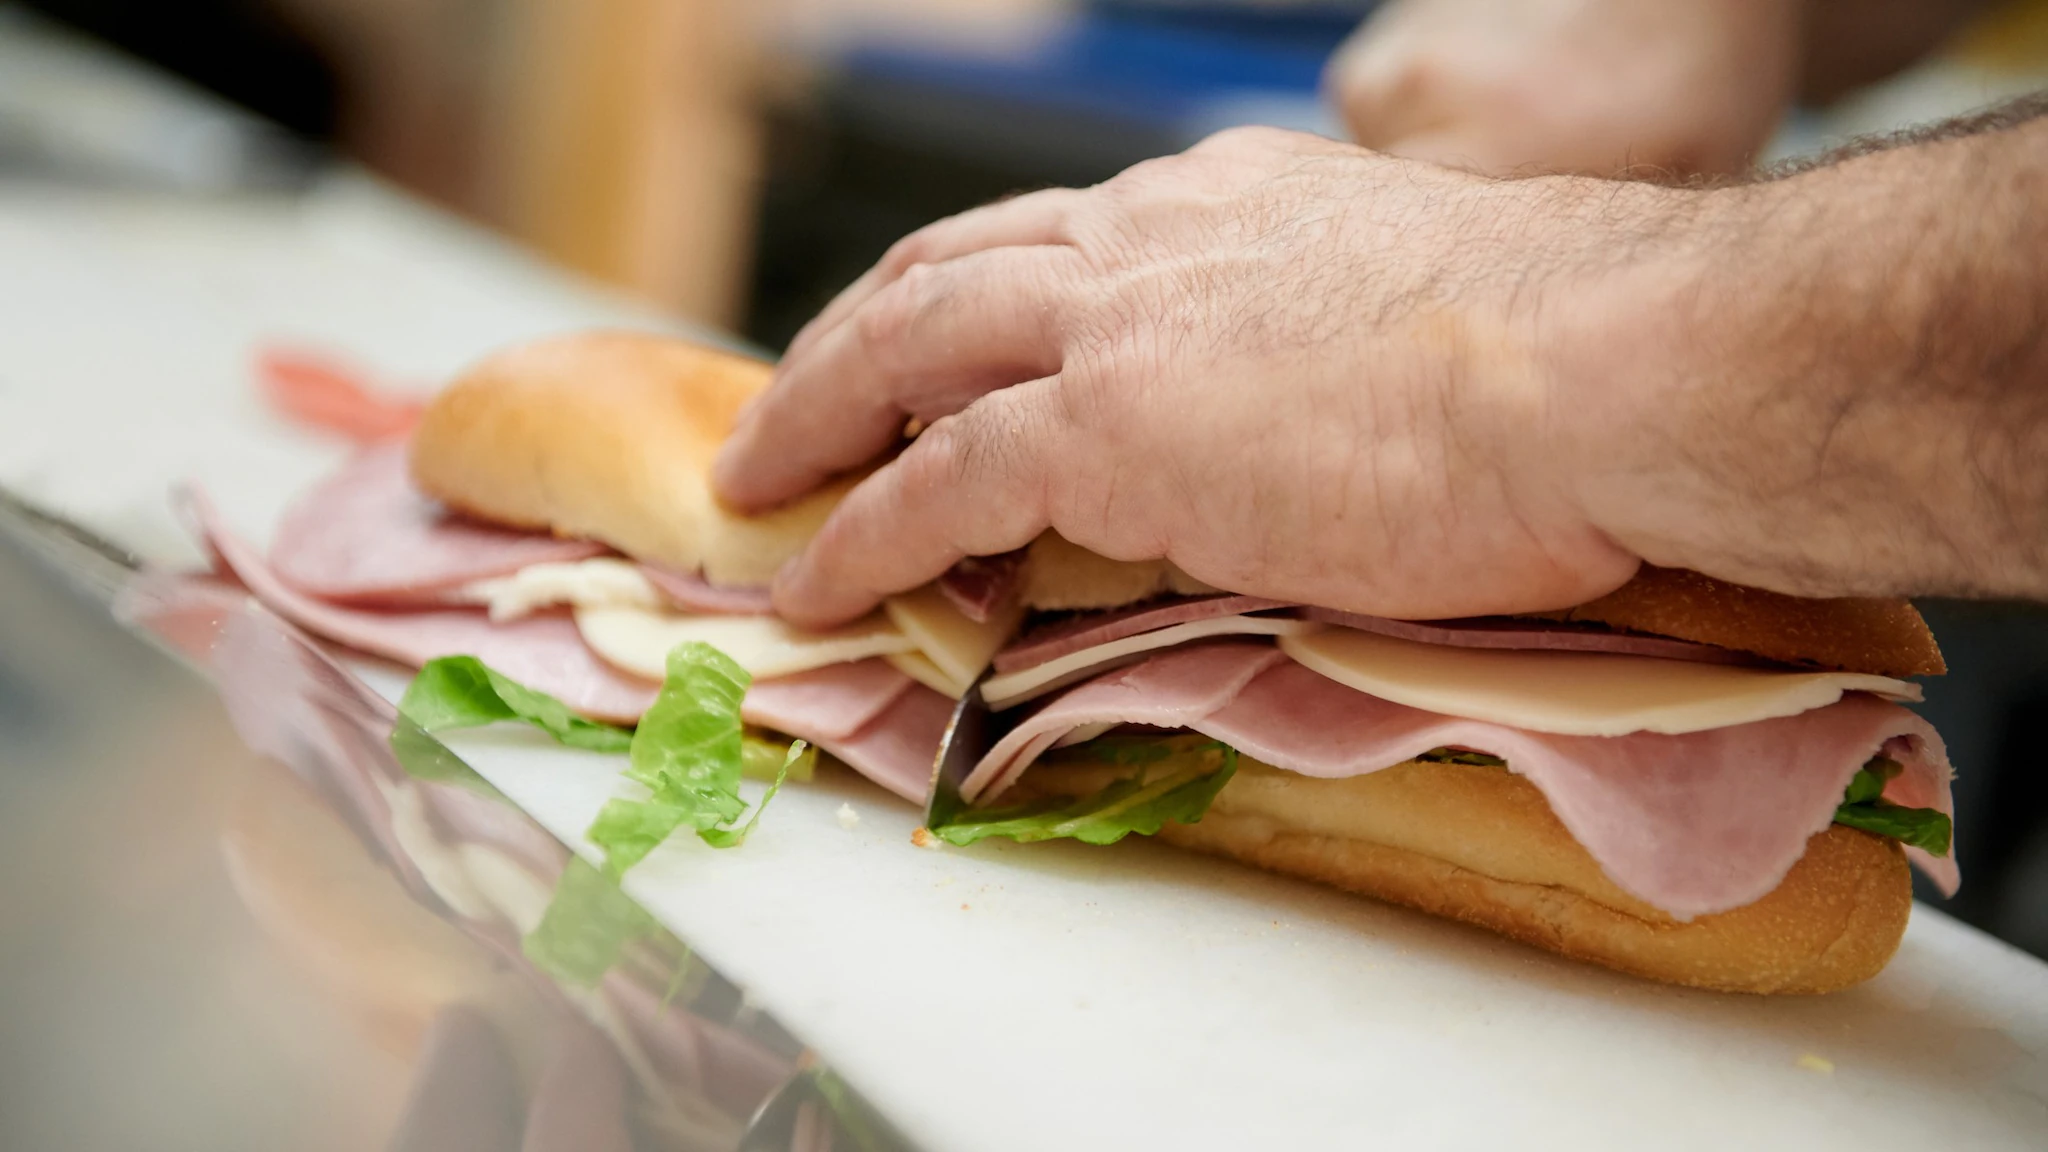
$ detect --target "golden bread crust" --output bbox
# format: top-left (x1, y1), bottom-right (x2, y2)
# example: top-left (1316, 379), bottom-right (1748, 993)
top-left (1527, 566), bottom-right (1944, 677)
top-left (410, 331), bottom-right (853, 586)
top-left (1020, 757), bottom-right (1910, 994)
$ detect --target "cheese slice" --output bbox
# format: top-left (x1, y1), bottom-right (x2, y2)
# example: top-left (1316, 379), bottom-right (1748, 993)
top-left (1278, 627), bottom-right (1921, 737)
top-left (886, 651), bottom-right (968, 699)
top-left (571, 573), bottom-right (1017, 691)
top-left (574, 605), bottom-right (916, 681)
top-left (982, 615), bottom-right (1316, 710)
top-left (883, 583), bottom-right (1023, 695)
top-left (460, 558), bottom-right (664, 622)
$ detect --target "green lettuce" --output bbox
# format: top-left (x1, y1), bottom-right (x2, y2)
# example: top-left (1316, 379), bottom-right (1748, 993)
top-left (586, 642), bottom-right (802, 872)
top-left (1832, 756), bottom-right (1952, 856)
top-left (396, 643), bottom-right (799, 876)
top-left (745, 733), bottom-right (817, 783)
top-left (928, 736), bottom-right (1238, 847)
top-left (399, 655), bottom-right (633, 753)
top-left (521, 857), bottom-right (662, 988)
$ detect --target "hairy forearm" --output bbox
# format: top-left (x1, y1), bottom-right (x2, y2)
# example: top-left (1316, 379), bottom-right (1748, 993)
top-left (1554, 101), bottom-right (2048, 600)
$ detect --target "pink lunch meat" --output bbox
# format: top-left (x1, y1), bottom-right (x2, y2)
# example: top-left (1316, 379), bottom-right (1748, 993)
top-left (937, 550), bottom-right (1026, 624)
top-left (637, 564), bottom-right (776, 615)
top-left (188, 484), bottom-right (660, 723)
top-left (993, 594), bottom-right (1293, 673)
top-left (964, 640), bottom-right (1957, 919)
top-left (269, 443), bottom-right (606, 606)
top-left (187, 483), bottom-right (950, 794)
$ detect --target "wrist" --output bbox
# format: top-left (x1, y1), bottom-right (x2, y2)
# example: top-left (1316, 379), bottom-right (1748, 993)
top-left (1517, 178), bottom-right (1738, 577)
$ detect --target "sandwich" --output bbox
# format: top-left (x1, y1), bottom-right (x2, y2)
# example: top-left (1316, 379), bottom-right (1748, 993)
top-left (180, 329), bottom-right (1959, 994)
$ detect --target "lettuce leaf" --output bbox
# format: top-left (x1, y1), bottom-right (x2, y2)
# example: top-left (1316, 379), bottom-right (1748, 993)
top-left (397, 644), bottom-right (797, 876)
top-left (930, 737), bottom-right (1237, 847)
top-left (1833, 756), bottom-right (1952, 856)
top-left (521, 857), bottom-right (661, 988)
top-left (586, 641), bottom-right (800, 873)
top-left (745, 733), bottom-right (817, 783)
top-left (399, 655), bottom-right (633, 753)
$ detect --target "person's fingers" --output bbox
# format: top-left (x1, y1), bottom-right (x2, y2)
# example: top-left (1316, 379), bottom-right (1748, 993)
top-left (714, 246), bottom-right (1080, 512)
top-left (770, 378), bottom-right (1070, 627)
top-left (782, 187), bottom-right (1089, 365)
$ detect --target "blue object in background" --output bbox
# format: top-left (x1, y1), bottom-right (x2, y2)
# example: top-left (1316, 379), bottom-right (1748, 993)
top-left (832, 2), bottom-right (1375, 154)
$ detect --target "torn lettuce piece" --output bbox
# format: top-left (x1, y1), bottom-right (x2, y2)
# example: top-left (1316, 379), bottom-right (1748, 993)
top-left (1833, 756), bottom-right (1952, 856)
top-left (745, 732), bottom-right (817, 783)
top-left (930, 736), bottom-right (1237, 847)
top-left (399, 655), bottom-right (633, 753)
top-left (396, 644), bottom-right (797, 876)
top-left (587, 641), bottom-right (799, 874)
top-left (522, 857), bottom-right (662, 988)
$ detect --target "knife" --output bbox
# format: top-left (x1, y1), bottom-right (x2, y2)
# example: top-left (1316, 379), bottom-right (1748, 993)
top-left (922, 676), bottom-right (1021, 833)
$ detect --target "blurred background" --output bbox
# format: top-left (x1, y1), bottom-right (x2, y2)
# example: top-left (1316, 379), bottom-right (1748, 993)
top-left (2, 0), bottom-right (2046, 953)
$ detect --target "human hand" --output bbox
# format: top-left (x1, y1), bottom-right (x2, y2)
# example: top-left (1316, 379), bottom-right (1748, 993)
top-left (713, 127), bottom-right (1684, 627)
top-left (1325, 0), bottom-right (1802, 177)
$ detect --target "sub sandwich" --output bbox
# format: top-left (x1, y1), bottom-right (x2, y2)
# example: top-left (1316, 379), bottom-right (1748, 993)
top-left (181, 330), bottom-right (1960, 994)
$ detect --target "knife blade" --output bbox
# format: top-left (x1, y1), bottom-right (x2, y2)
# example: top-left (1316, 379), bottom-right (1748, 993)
top-left (922, 676), bottom-right (1021, 832)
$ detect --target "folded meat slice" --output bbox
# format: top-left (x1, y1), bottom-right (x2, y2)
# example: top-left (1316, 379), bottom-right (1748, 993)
top-left (637, 563), bottom-right (776, 615)
top-left (187, 484), bottom-right (948, 795)
top-left (965, 641), bottom-right (1957, 920)
top-left (270, 443), bottom-right (605, 606)
top-left (190, 484), bottom-right (659, 722)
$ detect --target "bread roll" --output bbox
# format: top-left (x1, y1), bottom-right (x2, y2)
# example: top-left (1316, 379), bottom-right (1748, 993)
top-left (1016, 755), bottom-right (1910, 994)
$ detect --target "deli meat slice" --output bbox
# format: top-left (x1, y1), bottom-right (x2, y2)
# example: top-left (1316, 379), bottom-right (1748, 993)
top-left (813, 685), bottom-right (952, 803)
top-left (638, 564), bottom-right (776, 616)
top-left (271, 443), bottom-right (606, 605)
top-left (187, 484), bottom-right (659, 723)
top-left (937, 550), bottom-right (1026, 624)
top-left (743, 660), bottom-right (915, 742)
top-left (748, 663), bottom-right (946, 801)
top-left (965, 641), bottom-right (1957, 919)
top-left (190, 484), bottom-right (944, 795)
top-left (1301, 607), bottom-right (1764, 665)
top-left (993, 595), bottom-right (1291, 673)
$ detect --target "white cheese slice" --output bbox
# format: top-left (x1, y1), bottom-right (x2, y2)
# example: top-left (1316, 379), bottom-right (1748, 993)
top-left (461, 558), bottom-right (663, 622)
top-left (1278, 627), bottom-right (1921, 737)
top-left (982, 615), bottom-right (1316, 710)
top-left (883, 584), bottom-right (1023, 694)
top-left (575, 604), bottom-right (916, 681)
top-left (887, 651), bottom-right (970, 699)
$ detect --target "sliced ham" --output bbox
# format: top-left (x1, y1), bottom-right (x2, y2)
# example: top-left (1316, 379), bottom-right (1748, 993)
top-left (1300, 607), bottom-right (1767, 666)
top-left (747, 662), bottom-right (947, 801)
top-left (937, 550), bottom-right (1026, 624)
top-left (743, 660), bottom-right (915, 743)
top-left (638, 563), bottom-right (777, 616)
top-left (186, 484), bottom-right (946, 796)
top-left (993, 595), bottom-right (1291, 673)
top-left (964, 641), bottom-right (1957, 919)
top-left (269, 443), bottom-right (605, 606)
top-left (186, 483), bottom-right (660, 723)
top-left (812, 684), bottom-right (952, 803)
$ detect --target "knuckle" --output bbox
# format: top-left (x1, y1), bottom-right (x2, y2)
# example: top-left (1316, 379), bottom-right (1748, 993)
top-left (854, 264), bottom-right (946, 360)
top-left (878, 228), bottom-right (939, 276)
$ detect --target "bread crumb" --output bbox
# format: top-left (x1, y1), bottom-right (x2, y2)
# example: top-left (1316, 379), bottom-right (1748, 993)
top-left (835, 803), bottom-right (859, 830)
top-left (910, 827), bottom-right (943, 849)
top-left (1796, 1053), bottom-right (1834, 1075)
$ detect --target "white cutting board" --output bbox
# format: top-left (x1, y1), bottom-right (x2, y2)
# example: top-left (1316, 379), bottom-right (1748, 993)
top-left (3, 176), bottom-right (2045, 1151)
